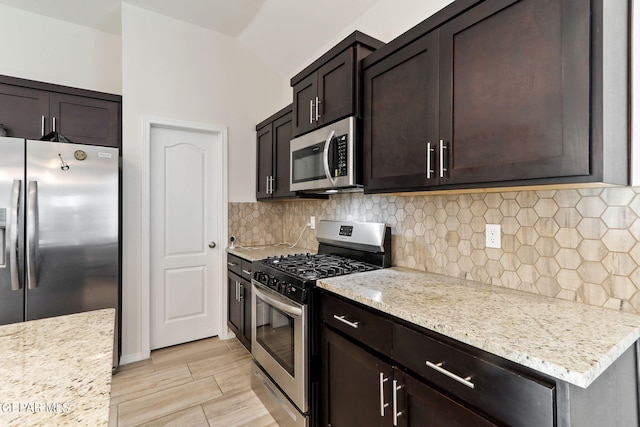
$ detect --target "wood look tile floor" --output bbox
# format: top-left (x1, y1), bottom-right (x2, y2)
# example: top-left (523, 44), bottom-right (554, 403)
top-left (109, 337), bottom-right (278, 427)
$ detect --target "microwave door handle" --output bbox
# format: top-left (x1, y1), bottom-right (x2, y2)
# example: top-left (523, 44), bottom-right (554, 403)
top-left (322, 130), bottom-right (337, 186)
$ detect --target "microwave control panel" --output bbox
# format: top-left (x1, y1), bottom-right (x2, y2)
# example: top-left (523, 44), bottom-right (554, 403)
top-left (334, 134), bottom-right (348, 177)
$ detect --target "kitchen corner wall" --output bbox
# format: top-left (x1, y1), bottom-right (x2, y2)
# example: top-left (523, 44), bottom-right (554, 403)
top-left (230, 186), bottom-right (640, 314)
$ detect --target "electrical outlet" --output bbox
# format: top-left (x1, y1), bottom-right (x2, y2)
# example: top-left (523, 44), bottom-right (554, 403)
top-left (310, 216), bottom-right (316, 230)
top-left (486, 224), bottom-right (501, 249)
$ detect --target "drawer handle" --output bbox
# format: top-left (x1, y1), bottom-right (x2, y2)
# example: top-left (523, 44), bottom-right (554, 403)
top-left (227, 262), bottom-right (237, 267)
top-left (333, 314), bottom-right (359, 329)
top-left (242, 269), bottom-right (252, 275)
top-left (426, 361), bottom-right (475, 389)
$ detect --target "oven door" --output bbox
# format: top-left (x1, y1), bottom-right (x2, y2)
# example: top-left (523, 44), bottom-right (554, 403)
top-left (252, 280), bottom-right (308, 412)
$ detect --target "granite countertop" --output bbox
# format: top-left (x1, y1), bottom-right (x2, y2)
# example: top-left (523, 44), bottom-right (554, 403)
top-left (0, 309), bottom-right (115, 426)
top-left (227, 245), bottom-right (316, 262)
top-left (317, 267), bottom-right (640, 389)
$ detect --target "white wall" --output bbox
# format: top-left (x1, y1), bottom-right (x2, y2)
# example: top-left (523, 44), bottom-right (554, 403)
top-left (120, 3), bottom-right (290, 361)
top-left (0, 4), bottom-right (121, 94)
top-left (285, 0), bottom-right (454, 79)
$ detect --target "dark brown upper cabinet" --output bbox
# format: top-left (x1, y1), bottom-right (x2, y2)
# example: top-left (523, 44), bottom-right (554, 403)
top-left (256, 104), bottom-right (297, 200)
top-left (0, 83), bottom-right (49, 140)
top-left (362, 0), bottom-right (628, 193)
top-left (0, 75), bottom-right (121, 148)
top-left (291, 31), bottom-right (384, 138)
top-left (362, 33), bottom-right (439, 192)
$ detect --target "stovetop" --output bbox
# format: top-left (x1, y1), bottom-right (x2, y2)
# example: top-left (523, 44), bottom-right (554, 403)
top-left (251, 220), bottom-right (391, 304)
top-left (252, 253), bottom-right (380, 305)
top-left (264, 253), bottom-right (378, 280)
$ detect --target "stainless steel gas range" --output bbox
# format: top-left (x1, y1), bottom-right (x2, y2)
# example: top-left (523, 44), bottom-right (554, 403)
top-left (250, 220), bottom-right (391, 427)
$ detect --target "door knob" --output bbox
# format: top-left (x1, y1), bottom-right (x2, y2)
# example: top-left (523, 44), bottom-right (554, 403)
top-left (209, 242), bottom-right (216, 248)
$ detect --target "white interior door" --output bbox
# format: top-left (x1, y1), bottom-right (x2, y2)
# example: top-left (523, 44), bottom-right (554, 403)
top-left (150, 125), bottom-right (222, 350)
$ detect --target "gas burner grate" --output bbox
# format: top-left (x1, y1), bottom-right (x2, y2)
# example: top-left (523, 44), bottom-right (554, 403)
top-left (263, 253), bottom-right (377, 280)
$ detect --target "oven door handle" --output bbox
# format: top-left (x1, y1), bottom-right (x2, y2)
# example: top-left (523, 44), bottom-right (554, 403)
top-left (322, 130), bottom-right (337, 187)
top-left (253, 282), bottom-right (303, 317)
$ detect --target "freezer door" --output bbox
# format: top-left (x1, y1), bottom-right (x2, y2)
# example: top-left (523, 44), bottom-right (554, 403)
top-left (25, 140), bottom-right (119, 321)
top-left (0, 137), bottom-right (25, 325)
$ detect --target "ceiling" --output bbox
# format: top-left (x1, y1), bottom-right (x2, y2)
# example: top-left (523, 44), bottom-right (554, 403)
top-left (0, 0), bottom-right (382, 77)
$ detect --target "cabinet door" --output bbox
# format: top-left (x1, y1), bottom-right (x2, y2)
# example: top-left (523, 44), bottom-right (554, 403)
top-left (439, 0), bottom-right (590, 185)
top-left (292, 73), bottom-right (317, 137)
top-left (240, 259), bottom-right (252, 349)
top-left (0, 83), bottom-right (49, 139)
top-left (271, 113), bottom-right (296, 199)
top-left (241, 277), bottom-right (252, 349)
top-left (227, 271), bottom-right (243, 336)
top-left (363, 32), bottom-right (439, 192)
top-left (320, 325), bottom-right (393, 427)
top-left (395, 369), bottom-right (498, 427)
top-left (49, 93), bottom-right (120, 147)
top-left (317, 49), bottom-right (354, 128)
top-left (256, 124), bottom-right (273, 200)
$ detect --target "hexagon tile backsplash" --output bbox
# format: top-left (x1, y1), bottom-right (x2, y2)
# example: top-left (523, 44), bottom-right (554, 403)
top-left (229, 187), bottom-right (640, 314)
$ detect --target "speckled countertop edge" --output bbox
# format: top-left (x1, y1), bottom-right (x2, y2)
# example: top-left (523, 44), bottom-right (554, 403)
top-left (0, 309), bottom-right (115, 426)
top-left (317, 268), bottom-right (640, 388)
top-left (227, 246), bottom-right (316, 262)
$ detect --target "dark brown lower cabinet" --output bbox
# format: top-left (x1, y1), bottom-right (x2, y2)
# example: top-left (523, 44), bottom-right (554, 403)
top-left (395, 368), bottom-right (497, 427)
top-left (320, 326), bottom-right (497, 427)
top-left (319, 290), bottom-right (640, 427)
top-left (227, 254), bottom-right (252, 351)
top-left (321, 325), bottom-right (392, 427)
top-left (227, 271), bottom-right (243, 339)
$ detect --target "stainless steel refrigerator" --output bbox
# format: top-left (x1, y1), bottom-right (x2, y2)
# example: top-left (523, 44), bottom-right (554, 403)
top-left (0, 136), bottom-right (120, 367)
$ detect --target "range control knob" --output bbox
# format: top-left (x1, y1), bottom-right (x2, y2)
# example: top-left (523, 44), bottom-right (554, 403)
top-left (286, 285), bottom-right (295, 295)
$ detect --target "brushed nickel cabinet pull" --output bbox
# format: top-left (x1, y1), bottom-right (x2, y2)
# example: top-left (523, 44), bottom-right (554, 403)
top-left (426, 360), bottom-right (475, 389)
top-left (439, 140), bottom-right (448, 178)
top-left (310, 99), bottom-right (314, 124)
top-left (315, 96), bottom-right (321, 121)
top-left (426, 142), bottom-right (434, 179)
top-left (333, 314), bottom-right (359, 329)
top-left (393, 379), bottom-right (403, 426)
top-left (379, 372), bottom-right (390, 416)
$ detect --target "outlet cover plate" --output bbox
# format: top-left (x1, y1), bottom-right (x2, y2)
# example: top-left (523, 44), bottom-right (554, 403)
top-left (486, 224), bottom-right (501, 249)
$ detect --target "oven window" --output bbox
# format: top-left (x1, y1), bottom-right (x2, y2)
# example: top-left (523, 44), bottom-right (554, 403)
top-left (291, 141), bottom-right (325, 183)
top-left (255, 296), bottom-right (295, 376)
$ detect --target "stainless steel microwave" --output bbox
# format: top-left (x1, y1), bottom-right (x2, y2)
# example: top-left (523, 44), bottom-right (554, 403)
top-left (290, 116), bottom-right (361, 193)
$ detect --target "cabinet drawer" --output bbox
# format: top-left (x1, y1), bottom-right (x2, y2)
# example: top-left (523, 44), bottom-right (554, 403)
top-left (393, 324), bottom-right (554, 427)
top-left (227, 254), bottom-right (242, 276)
top-left (320, 293), bottom-right (392, 357)
top-left (240, 259), bottom-right (253, 281)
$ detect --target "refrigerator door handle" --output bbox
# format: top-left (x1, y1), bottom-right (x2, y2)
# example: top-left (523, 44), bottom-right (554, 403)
top-left (8, 180), bottom-right (21, 290)
top-left (26, 181), bottom-right (39, 290)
